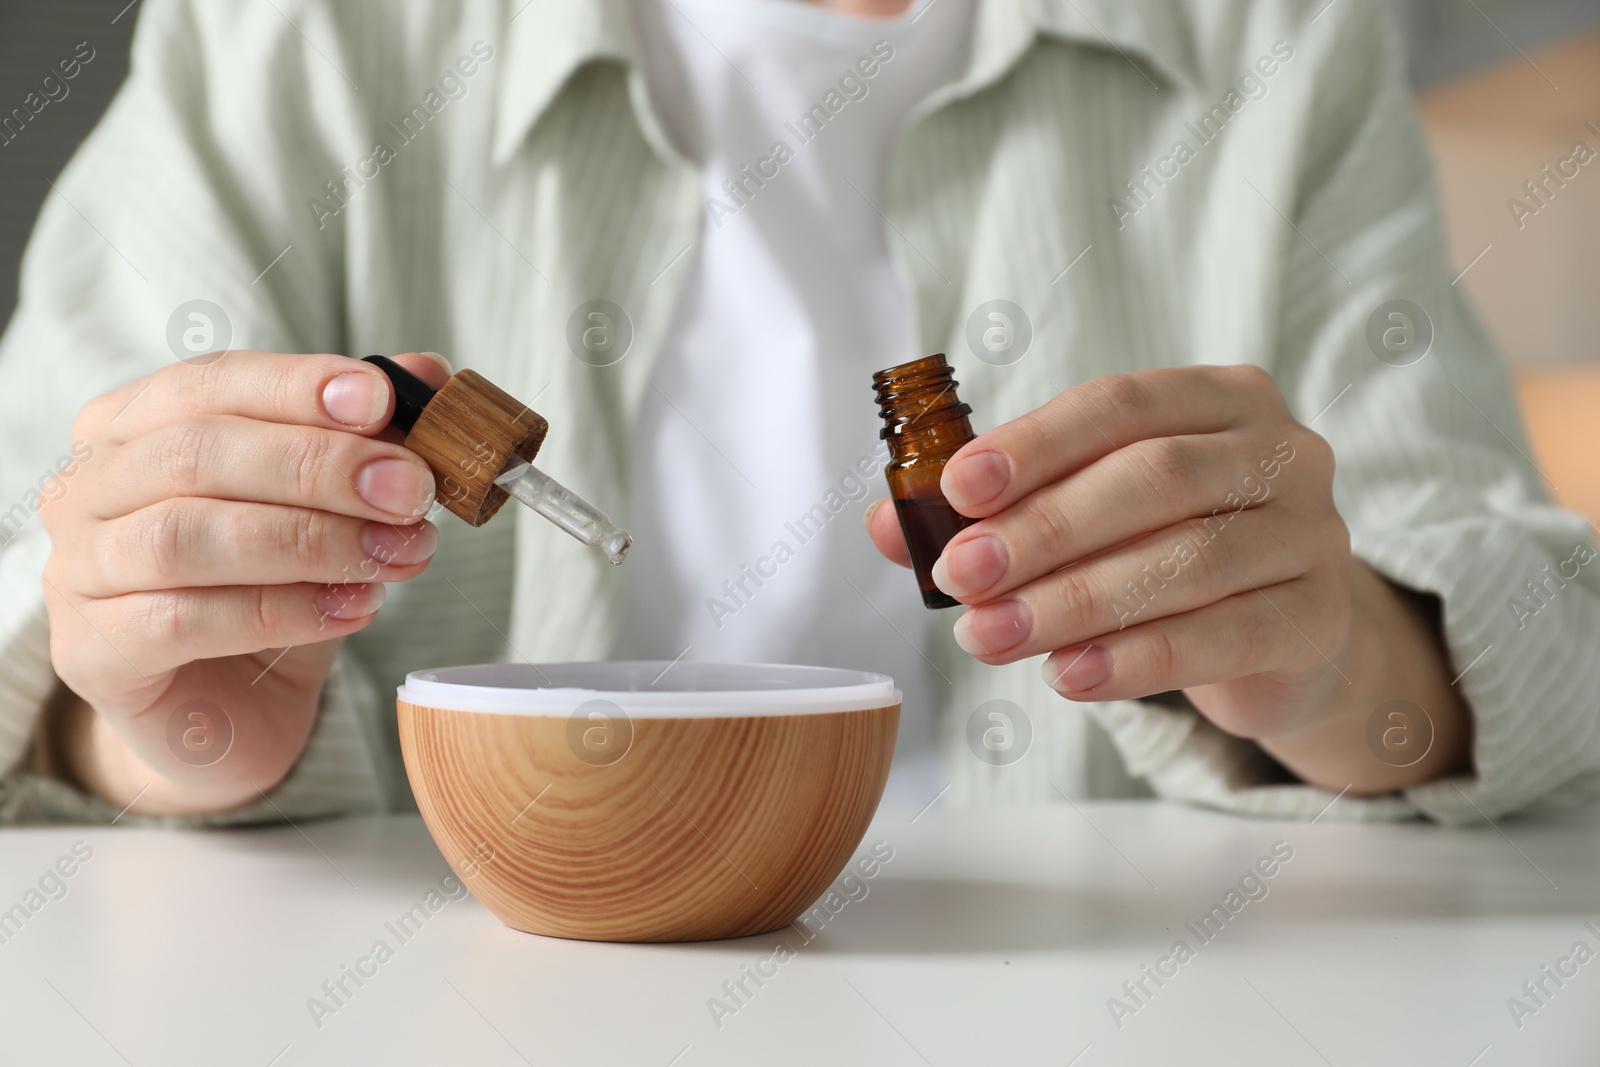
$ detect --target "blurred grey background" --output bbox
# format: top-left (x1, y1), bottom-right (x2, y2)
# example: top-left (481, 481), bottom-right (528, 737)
top-left (1, 0), bottom-right (137, 333)
top-left (1395, 0), bottom-right (1600, 85)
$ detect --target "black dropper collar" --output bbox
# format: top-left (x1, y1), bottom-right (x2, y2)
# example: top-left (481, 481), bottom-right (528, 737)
top-left (363, 355), bottom-right (438, 434)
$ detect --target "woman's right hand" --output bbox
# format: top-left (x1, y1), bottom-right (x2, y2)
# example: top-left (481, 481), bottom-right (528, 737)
top-left (38, 350), bottom-right (450, 815)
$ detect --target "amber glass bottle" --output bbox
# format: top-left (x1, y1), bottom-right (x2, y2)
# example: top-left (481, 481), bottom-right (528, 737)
top-left (872, 353), bottom-right (978, 609)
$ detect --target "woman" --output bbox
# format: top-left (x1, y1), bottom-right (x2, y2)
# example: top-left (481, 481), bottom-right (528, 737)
top-left (1, 0), bottom-right (1594, 825)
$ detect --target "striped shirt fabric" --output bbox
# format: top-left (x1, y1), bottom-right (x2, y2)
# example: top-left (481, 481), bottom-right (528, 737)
top-left (0, 0), bottom-right (1595, 827)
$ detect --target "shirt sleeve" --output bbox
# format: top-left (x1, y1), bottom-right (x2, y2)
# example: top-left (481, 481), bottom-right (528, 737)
top-left (1083, 0), bottom-right (1600, 825)
top-left (0, 0), bottom-right (388, 825)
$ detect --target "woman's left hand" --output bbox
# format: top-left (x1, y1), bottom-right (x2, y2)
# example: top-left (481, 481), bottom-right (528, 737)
top-left (866, 364), bottom-right (1469, 792)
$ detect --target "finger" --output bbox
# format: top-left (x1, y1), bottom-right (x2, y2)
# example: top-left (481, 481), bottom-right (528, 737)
top-left (62, 582), bottom-right (388, 678)
top-left (80, 499), bottom-right (438, 596)
top-left (395, 351), bottom-right (453, 390)
top-left (373, 352), bottom-right (453, 446)
top-left (866, 498), bottom-right (912, 568)
top-left (934, 429), bottom-right (1295, 600)
top-left (949, 507), bottom-right (1317, 664)
top-left (88, 350), bottom-right (452, 446)
top-left (1038, 578), bottom-right (1333, 707)
top-left (85, 416), bottom-right (437, 523)
top-left (940, 364), bottom-right (1285, 517)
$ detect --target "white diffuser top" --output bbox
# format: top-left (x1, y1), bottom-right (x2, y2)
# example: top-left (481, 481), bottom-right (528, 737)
top-left (397, 661), bottom-right (900, 716)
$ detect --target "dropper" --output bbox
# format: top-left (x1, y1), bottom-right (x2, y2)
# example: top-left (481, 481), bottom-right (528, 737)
top-left (364, 355), bottom-right (631, 564)
top-left (493, 457), bottom-right (632, 564)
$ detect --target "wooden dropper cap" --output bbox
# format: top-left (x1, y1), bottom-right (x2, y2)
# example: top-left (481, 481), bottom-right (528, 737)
top-left (364, 355), bottom-right (548, 527)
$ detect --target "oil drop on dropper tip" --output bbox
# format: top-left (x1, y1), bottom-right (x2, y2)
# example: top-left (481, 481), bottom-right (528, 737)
top-left (362, 355), bottom-right (632, 563)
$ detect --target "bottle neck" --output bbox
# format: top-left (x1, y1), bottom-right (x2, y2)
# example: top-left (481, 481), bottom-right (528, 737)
top-left (873, 354), bottom-right (974, 463)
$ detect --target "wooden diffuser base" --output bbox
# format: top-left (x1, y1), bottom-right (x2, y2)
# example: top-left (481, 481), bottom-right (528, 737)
top-left (398, 701), bottom-right (900, 942)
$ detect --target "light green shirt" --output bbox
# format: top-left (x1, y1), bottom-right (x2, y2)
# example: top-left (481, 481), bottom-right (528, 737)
top-left (2, 0), bottom-right (1595, 826)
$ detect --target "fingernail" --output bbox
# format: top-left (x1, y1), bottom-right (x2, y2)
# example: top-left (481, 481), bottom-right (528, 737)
top-left (323, 372), bottom-right (386, 427)
top-left (932, 534), bottom-right (1007, 598)
top-left (360, 520), bottom-right (438, 567)
top-left (864, 497), bottom-right (887, 531)
top-left (316, 582), bottom-right (386, 620)
top-left (942, 450), bottom-right (1010, 509)
top-left (1044, 645), bottom-right (1113, 692)
top-left (952, 599), bottom-right (1032, 656)
top-left (356, 457), bottom-right (435, 516)
top-left (418, 351), bottom-right (454, 375)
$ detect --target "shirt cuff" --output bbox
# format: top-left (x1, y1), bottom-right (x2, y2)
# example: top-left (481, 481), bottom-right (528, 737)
top-left (1080, 517), bottom-right (1600, 825)
top-left (0, 525), bottom-right (63, 782)
top-left (1355, 519), bottom-right (1600, 825)
top-left (1082, 697), bottom-right (1421, 823)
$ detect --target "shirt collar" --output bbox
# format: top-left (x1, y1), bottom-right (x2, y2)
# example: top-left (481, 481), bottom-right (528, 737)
top-left (489, 0), bottom-right (637, 165)
top-left (489, 0), bottom-right (1198, 166)
top-left (1029, 0), bottom-right (1199, 91)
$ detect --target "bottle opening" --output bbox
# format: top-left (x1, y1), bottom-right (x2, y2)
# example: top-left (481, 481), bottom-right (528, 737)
top-left (873, 353), bottom-right (972, 438)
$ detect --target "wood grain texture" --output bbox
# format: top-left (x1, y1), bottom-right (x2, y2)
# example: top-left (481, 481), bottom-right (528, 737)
top-left (398, 701), bottom-right (899, 942)
top-left (404, 370), bottom-right (548, 526)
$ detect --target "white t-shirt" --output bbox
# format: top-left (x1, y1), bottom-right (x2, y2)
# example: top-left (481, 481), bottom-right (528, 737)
top-left (613, 0), bottom-right (973, 797)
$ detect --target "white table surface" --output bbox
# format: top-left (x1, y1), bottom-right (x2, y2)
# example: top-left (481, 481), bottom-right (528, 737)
top-left (1, 800), bottom-right (1597, 1066)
